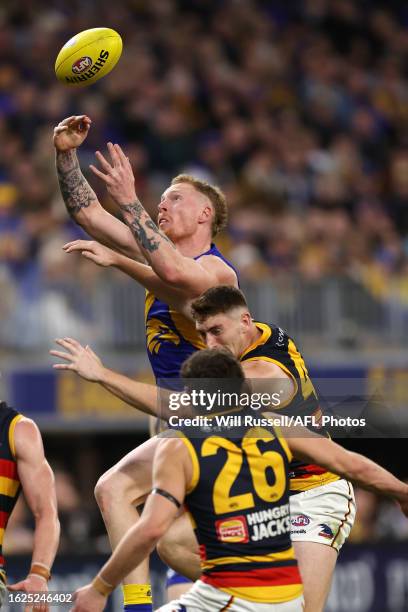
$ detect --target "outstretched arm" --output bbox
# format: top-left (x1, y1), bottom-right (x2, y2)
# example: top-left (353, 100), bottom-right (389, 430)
top-left (72, 439), bottom-right (189, 612)
top-left (8, 419), bottom-right (60, 605)
top-left (61, 241), bottom-right (198, 312)
top-left (50, 338), bottom-right (184, 420)
top-left (54, 116), bottom-right (144, 260)
top-left (89, 143), bottom-right (237, 293)
top-left (287, 433), bottom-right (408, 511)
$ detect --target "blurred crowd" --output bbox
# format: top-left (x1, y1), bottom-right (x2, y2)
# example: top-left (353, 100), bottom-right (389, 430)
top-left (1, 0), bottom-right (408, 348)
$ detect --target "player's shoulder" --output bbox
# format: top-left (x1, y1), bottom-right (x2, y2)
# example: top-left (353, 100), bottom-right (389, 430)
top-left (156, 433), bottom-right (189, 457)
top-left (13, 417), bottom-right (43, 453)
top-left (198, 254), bottom-right (237, 283)
top-left (259, 322), bottom-right (294, 348)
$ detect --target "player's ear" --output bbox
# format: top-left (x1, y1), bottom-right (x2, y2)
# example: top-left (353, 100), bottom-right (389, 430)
top-left (198, 205), bottom-right (212, 224)
top-left (241, 311), bottom-right (252, 328)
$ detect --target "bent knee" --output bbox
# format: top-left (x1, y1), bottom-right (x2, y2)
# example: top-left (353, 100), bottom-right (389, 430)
top-left (94, 463), bottom-right (151, 512)
top-left (94, 470), bottom-right (116, 511)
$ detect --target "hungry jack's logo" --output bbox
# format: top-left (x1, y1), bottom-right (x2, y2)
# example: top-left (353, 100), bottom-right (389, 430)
top-left (216, 516), bottom-right (249, 543)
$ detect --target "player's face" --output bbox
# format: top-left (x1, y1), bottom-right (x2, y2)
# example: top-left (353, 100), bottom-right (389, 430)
top-left (196, 310), bottom-right (250, 356)
top-left (157, 183), bottom-right (211, 241)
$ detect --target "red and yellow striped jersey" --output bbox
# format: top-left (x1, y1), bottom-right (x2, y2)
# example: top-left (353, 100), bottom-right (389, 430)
top-left (180, 426), bottom-right (303, 604)
top-left (0, 402), bottom-right (22, 574)
top-left (240, 322), bottom-right (340, 493)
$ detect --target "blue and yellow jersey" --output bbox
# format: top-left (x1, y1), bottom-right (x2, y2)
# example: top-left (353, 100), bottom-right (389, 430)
top-left (179, 426), bottom-right (302, 604)
top-left (0, 402), bottom-right (22, 579)
top-left (240, 322), bottom-right (340, 493)
top-left (145, 244), bottom-right (238, 382)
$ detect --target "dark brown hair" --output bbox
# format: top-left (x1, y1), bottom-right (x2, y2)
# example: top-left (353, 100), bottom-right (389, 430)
top-left (191, 286), bottom-right (248, 321)
top-left (171, 174), bottom-right (228, 237)
top-left (181, 347), bottom-right (245, 381)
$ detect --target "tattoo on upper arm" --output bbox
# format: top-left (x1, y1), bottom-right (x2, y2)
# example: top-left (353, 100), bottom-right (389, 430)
top-left (56, 150), bottom-right (97, 216)
top-left (119, 202), bottom-right (175, 253)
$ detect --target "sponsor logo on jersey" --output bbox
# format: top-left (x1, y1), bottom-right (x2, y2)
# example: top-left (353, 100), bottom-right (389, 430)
top-left (276, 327), bottom-right (285, 347)
top-left (72, 56), bottom-right (92, 74)
top-left (291, 514), bottom-right (310, 527)
top-left (318, 523), bottom-right (334, 539)
top-left (216, 516), bottom-right (249, 543)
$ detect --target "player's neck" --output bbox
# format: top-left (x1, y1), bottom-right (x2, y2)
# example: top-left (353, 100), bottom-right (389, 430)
top-left (173, 233), bottom-right (212, 258)
top-left (241, 322), bottom-right (263, 354)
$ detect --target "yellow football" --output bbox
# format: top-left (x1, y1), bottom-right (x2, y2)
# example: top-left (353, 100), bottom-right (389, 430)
top-left (55, 27), bottom-right (122, 87)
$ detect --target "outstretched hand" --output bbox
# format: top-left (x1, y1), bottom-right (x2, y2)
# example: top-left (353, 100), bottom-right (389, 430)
top-left (50, 338), bottom-right (104, 382)
top-left (53, 115), bottom-right (92, 152)
top-left (62, 240), bottom-right (118, 267)
top-left (8, 574), bottom-right (49, 612)
top-left (90, 142), bottom-right (136, 205)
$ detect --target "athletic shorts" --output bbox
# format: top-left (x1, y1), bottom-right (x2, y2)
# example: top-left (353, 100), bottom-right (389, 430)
top-left (289, 479), bottom-right (356, 552)
top-left (156, 580), bottom-right (304, 611)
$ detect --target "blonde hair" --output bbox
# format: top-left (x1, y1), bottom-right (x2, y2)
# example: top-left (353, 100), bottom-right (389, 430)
top-left (171, 174), bottom-right (228, 237)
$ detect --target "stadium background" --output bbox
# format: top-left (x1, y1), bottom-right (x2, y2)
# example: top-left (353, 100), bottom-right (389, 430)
top-left (0, 0), bottom-right (407, 610)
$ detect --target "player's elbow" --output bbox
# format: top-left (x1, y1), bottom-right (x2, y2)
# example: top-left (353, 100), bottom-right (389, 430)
top-left (33, 501), bottom-right (60, 537)
top-left (142, 523), bottom-right (167, 544)
top-left (80, 204), bottom-right (103, 229)
top-left (131, 524), bottom-right (166, 557)
top-left (158, 263), bottom-right (184, 286)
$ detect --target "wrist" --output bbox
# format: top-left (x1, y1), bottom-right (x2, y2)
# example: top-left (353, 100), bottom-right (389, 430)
top-left (28, 563), bottom-right (51, 582)
top-left (92, 574), bottom-right (114, 597)
top-left (117, 197), bottom-right (137, 208)
top-left (98, 366), bottom-right (110, 385)
top-left (56, 147), bottom-right (76, 156)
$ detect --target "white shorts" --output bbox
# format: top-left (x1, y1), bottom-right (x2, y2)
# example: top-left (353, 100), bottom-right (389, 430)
top-left (156, 580), bottom-right (304, 611)
top-left (289, 479), bottom-right (356, 552)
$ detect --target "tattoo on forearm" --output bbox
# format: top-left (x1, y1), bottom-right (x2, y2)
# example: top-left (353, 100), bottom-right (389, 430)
top-left (119, 201), bottom-right (175, 253)
top-left (56, 150), bottom-right (97, 216)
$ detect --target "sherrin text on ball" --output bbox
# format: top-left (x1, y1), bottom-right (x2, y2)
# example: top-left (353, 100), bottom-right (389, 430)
top-left (55, 27), bottom-right (122, 87)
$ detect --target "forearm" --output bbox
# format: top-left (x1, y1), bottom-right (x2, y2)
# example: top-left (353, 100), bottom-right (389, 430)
top-left (56, 149), bottom-right (98, 220)
top-left (99, 367), bottom-right (163, 417)
top-left (31, 509), bottom-right (60, 569)
top-left (99, 523), bottom-right (157, 587)
top-left (112, 253), bottom-right (188, 306)
top-left (118, 199), bottom-right (186, 283)
top-left (56, 151), bottom-right (144, 260)
top-left (344, 452), bottom-right (408, 500)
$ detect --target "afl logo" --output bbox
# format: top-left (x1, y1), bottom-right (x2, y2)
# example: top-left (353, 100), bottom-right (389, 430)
top-left (72, 56), bottom-right (92, 74)
top-left (291, 514), bottom-right (310, 527)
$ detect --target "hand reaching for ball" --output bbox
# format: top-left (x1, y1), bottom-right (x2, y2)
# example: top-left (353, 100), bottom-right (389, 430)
top-left (53, 115), bottom-right (91, 151)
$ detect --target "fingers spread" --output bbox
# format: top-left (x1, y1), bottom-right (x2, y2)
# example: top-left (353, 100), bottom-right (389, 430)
top-left (89, 164), bottom-right (110, 182)
top-left (49, 350), bottom-right (72, 361)
top-left (53, 338), bottom-right (77, 352)
top-left (95, 150), bottom-right (113, 172)
top-left (63, 337), bottom-right (82, 348)
top-left (114, 143), bottom-right (127, 164)
top-left (107, 142), bottom-right (122, 168)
